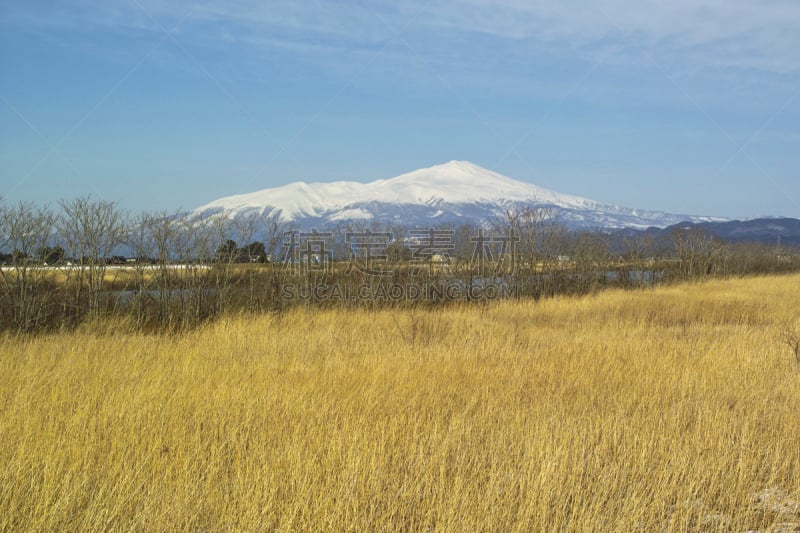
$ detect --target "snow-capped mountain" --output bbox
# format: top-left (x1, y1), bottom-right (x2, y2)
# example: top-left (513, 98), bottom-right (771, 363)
top-left (190, 161), bottom-right (724, 230)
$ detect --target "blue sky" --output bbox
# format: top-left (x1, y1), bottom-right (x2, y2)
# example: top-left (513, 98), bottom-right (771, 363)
top-left (1, 0), bottom-right (799, 219)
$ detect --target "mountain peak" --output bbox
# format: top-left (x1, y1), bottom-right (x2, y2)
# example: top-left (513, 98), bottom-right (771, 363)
top-left (396, 159), bottom-right (496, 176)
top-left (386, 160), bottom-right (519, 187)
top-left (439, 159), bottom-right (483, 170)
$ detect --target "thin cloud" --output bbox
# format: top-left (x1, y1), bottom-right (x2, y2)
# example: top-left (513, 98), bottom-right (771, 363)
top-left (419, 0), bottom-right (800, 73)
top-left (6, 0), bottom-right (800, 74)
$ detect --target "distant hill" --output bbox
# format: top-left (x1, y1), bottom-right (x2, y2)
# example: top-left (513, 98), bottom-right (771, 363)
top-left (609, 218), bottom-right (800, 250)
top-left (661, 218), bottom-right (800, 247)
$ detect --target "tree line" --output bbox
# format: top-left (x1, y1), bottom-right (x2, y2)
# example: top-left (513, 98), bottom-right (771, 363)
top-left (1, 197), bottom-right (798, 333)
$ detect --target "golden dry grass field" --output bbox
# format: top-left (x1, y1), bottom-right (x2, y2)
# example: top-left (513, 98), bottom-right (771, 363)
top-left (2, 274), bottom-right (800, 531)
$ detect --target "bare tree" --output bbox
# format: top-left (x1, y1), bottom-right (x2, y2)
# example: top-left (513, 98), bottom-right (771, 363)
top-left (618, 233), bottom-right (657, 288)
top-left (671, 228), bottom-right (722, 280)
top-left (142, 211), bottom-right (182, 326)
top-left (126, 211), bottom-right (199, 329)
top-left (125, 211), bottom-right (163, 328)
top-left (174, 216), bottom-right (215, 326)
top-left (233, 211), bottom-right (268, 311)
top-left (0, 202), bottom-right (57, 331)
top-left (492, 207), bottom-right (569, 298)
top-left (562, 230), bottom-right (612, 294)
top-left (57, 196), bottom-right (126, 321)
top-left (450, 222), bottom-right (478, 274)
top-left (209, 212), bottom-right (237, 314)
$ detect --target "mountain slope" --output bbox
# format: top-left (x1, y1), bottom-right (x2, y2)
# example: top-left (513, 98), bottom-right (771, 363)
top-left (191, 161), bottom-right (724, 230)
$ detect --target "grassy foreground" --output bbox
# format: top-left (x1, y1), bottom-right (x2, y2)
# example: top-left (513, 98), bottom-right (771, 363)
top-left (2, 275), bottom-right (800, 531)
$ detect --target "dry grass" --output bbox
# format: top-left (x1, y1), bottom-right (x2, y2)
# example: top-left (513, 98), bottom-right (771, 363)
top-left (2, 274), bottom-right (800, 531)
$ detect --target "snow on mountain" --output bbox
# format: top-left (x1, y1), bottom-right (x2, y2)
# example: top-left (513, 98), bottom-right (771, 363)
top-left (190, 160), bottom-right (724, 230)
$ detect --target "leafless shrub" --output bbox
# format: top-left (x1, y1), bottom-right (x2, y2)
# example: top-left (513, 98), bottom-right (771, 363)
top-left (779, 322), bottom-right (800, 367)
top-left (392, 308), bottom-right (451, 348)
